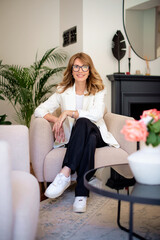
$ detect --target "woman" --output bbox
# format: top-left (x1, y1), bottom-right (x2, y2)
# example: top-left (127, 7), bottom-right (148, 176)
top-left (34, 52), bottom-right (119, 213)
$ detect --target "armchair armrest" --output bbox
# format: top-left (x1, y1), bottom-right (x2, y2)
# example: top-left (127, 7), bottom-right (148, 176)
top-left (0, 125), bottom-right (30, 172)
top-left (0, 141), bottom-right (13, 240)
top-left (29, 115), bottom-right (54, 182)
top-left (104, 112), bottom-right (137, 155)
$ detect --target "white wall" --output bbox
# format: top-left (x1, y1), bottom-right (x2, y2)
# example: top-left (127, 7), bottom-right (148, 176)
top-left (0, 0), bottom-right (60, 66)
top-left (60, 0), bottom-right (83, 57)
top-left (0, 0), bottom-right (60, 123)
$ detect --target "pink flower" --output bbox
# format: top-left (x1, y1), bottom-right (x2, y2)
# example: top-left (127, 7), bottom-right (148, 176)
top-left (121, 120), bottom-right (149, 142)
top-left (141, 109), bottom-right (160, 122)
top-left (121, 109), bottom-right (160, 146)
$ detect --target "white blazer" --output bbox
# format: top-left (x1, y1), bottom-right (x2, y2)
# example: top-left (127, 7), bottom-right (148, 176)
top-left (34, 84), bottom-right (120, 148)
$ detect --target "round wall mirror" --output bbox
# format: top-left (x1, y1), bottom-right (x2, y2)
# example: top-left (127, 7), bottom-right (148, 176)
top-left (123, 0), bottom-right (160, 61)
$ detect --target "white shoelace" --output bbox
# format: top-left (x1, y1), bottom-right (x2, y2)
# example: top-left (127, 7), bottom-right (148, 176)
top-left (75, 197), bottom-right (87, 204)
top-left (53, 173), bottom-right (69, 186)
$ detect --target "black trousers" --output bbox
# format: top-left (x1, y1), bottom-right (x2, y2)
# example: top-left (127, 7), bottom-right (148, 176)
top-left (62, 118), bottom-right (108, 197)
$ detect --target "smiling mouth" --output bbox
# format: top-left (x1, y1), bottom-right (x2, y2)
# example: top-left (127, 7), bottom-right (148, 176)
top-left (77, 74), bottom-right (85, 77)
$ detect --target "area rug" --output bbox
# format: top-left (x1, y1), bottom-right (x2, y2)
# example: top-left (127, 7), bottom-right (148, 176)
top-left (36, 183), bottom-right (160, 240)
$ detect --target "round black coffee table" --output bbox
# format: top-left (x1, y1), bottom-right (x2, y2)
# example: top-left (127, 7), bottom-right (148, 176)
top-left (84, 164), bottom-right (160, 240)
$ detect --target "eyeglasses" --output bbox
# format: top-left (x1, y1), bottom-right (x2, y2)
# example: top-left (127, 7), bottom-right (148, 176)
top-left (72, 65), bottom-right (89, 72)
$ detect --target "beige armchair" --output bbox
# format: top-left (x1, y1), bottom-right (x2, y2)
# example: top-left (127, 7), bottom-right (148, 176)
top-left (29, 112), bottom-right (136, 187)
top-left (0, 125), bottom-right (40, 240)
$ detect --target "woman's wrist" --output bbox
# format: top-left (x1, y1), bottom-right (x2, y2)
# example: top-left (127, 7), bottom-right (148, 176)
top-left (44, 113), bottom-right (58, 123)
top-left (67, 110), bottom-right (78, 119)
top-left (65, 110), bottom-right (79, 119)
top-left (72, 111), bottom-right (76, 118)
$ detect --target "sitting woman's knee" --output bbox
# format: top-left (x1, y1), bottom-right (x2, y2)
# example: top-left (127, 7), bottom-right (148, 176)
top-left (76, 117), bottom-right (91, 126)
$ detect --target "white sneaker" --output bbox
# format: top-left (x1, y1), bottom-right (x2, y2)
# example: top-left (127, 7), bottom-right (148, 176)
top-left (44, 173), bottom-right (71, 199)
top-left (73, 196), bottom-right (87, 213)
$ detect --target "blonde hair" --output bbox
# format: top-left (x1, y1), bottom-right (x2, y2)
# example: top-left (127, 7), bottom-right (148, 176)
top-left (58, 52), bottom-right (104, 95)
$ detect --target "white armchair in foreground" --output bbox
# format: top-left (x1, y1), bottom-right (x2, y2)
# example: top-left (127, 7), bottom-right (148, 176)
top-left (0, 125), bottom-right (40, 240)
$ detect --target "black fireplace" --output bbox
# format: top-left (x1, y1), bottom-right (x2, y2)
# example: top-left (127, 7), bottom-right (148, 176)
top-left (107, 74), bottom-right (160, 120)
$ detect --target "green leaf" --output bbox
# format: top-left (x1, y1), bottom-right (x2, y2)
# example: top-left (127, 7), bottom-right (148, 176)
top-left (146, 131), bottom-right (159, 147)
top-left (0, 114), bottom-right (7, 122)
top-left (157, 135), bottom-right (160, 146)
top-left (0, 114), bottom-right (12, 125)
top-left (0, 121), bottom-right (12, 125)
top-left (150, 120), bottom-right (160, 133)
top-left (0, 95), bottom-right (5, 100)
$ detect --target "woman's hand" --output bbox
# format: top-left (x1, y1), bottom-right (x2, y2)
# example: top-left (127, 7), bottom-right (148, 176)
top-left (53, 110), bottom-right (78, 143)
top-left (57, 111), bottom-right (68, 127)
top-left (53, 111), bottom-right (68, 143)
top-left (53, 123), bottom-right (65, 143)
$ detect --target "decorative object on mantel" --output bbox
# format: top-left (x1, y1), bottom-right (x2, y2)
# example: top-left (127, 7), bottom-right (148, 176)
top-left (126, 46), bottom-right (131, 75)
top-left (145, 56), bottom-right (150, 76)
top-left (135, 70), bottom-right (141, 75)
top-left (121, 109), bottom-right (160, 185)
top-left (112, 30), bottom-right (126, 74)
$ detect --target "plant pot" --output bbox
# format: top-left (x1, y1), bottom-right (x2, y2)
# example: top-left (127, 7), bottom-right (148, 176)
top-left (128, 145), bottom-right (160, 185)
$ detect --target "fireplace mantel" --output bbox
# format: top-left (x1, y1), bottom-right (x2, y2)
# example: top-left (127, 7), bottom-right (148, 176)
top-left (107, 74), bottom-right (160, 119)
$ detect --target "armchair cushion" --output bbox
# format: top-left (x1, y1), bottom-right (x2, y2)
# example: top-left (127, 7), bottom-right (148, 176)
top-left (104, 112), bottom-right (137, 155)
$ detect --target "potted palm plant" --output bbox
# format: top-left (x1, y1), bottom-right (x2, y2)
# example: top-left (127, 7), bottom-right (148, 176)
top-left (0, 47), bottom-right (68, 127)
top-left (0, 92), bottom-right (12, 125)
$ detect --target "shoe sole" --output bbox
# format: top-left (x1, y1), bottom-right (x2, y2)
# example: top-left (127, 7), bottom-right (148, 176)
top-left (73, 205), bottom-right (86, 213)
top-left (44, 181), bottom-right (71, 199)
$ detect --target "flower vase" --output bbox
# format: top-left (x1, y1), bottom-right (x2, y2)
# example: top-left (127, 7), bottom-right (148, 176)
top-left (128, 145), bottom-right (160, 185)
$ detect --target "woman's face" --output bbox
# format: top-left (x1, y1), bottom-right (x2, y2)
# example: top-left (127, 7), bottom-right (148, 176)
top-left (72, 58), bottom-right (89, 84)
